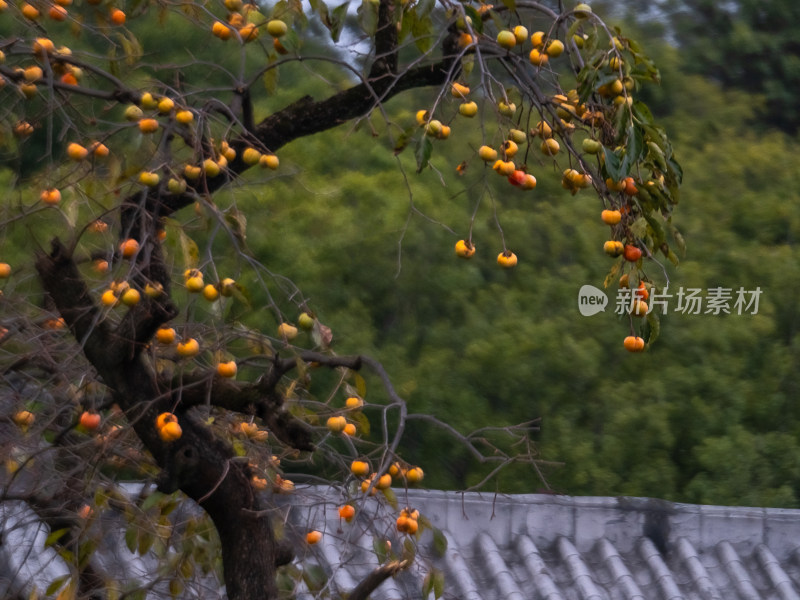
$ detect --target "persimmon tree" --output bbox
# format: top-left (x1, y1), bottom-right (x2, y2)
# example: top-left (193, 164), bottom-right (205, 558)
top-left (0, 0), bottom-right (681, 598)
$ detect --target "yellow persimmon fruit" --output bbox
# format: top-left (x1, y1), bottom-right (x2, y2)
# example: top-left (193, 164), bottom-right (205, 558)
top-left (155, 327), bottom-right (176, 344)
top-left (120, 288), bottom-right (140, 306)
top-left (497, 251), bottom-right (518, 268)
top-left (326, 415), bottom-right (346, 433)
top-left (40, 188), bottom-right (61, 205)
top-left (278, 322), bottom-right (298, 340)
top-left (217, 361), bottom-right (237, 378)
top-left (138, 118), bottom-right (159, 134)
top-left (67, 142), bottom-right (88, 161)
top-left (202, 284), bottom-right (219, 301)
top-left (185, 276), bottom-right (204, 293)
top-left (175, 110), bottom-right (193, 124)
top-left (258, 154), bottom-right (279, 169)
top-left (176, 338), bottom-right (200, 357)
top-left (159, 421), bottom-right (182, 442)
top-left (406, 467), bottom-right (424, 483)
top-left (306, 530), bottom-right (322, 544)
top-left (455, 239), bottom-right (476, 259)
top-left (350, 460), bottom-right (370, 477)
top-left (345, 396), bottom-right (363, 409)
top-left (119, 238), bottom-right (140, 259)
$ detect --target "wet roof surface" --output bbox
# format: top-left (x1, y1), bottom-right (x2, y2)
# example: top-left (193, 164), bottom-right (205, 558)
top-left (4, 488), bottom-right (800, 599)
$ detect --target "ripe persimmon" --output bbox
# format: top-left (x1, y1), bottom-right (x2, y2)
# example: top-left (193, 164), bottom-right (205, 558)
top-left (216, 360), bottom-right (237, 378)
top-left (630, 299), bottom-right (648, 317)
top-left (119, 238), bottom-right (139, 259)
top-left (455, 239), bottom-right (476, 259)
top-left (67, 142), bottom-right (88, 160)
top-left (79, 411), bottom-right (101, 430)
top-left (601, 209), bottom-right (622, 225)
top-left (40, 188), bottom-right (61, 205)
top-left (497, 250), bottom-right (518, 268)
top-left (623, 244), bottom-right (642, 262)
top-left (623, 336), bottom-right (645, 352)
top-left (406, 467), bottom-right (424, 483)
top-left (350, 460), bottom-right (370, 477)
top-left (623, 176), bottom-right (638, 196)
top-left (176, 338), bottom-right (200, 357)
top-left (338, 505), bottom-right (355, 522)
top-left (635, 281), bottom-right (649, 301)
top-left (306, 531), bottom-right (322, 544)
top-left (109, 8), bottom-right (125, 24)
top-left (155, 327), bottom-right (176, 344)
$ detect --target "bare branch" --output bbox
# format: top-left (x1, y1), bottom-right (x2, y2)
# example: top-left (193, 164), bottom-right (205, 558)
top-left (349, 560), bottom-right (411, 600)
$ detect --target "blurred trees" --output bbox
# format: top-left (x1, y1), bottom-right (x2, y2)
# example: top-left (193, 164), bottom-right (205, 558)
top-left (242, 12), bottom-right (800, 506)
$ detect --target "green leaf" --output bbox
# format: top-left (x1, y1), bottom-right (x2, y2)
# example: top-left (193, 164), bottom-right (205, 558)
top-left (116, 31), bottom-right (143, 66)
top-left (273, 0), bottom-right (290, 19)
top-left (412, 14), bottom-right (434, 53)
top-left (644, 212), bottom-right (666, 247)
top-left (45, 528), bottom-right (69, 548)
top-left (620, 125), bottom-right (644, 176)
top-left (602, 146), bottom-right (623, 182)
top-left (433, 568), bottom-right (445, 598)
top-left (672, 228), bottom-right (686, 256)
top-left (125, 527), bottom-right (137, 554)
top-left (463, 6), bottom-right (482, 34)
top-left (632, 100), bottom-right (655, 125)
top-left (45, 575), bottom-right (70, 596)
top-left (303, 564), bottom-right (328, 591)
top-left (422, 572), bottom-right (434, 598)
top-left (78, 539), bottom-right (98, 568)
top-left (629, 216), bottom-right (647, 240)
top-left (667, 156), bottom-right (683, 185)
top-left (354, 373), bottom-right (367, 398)
top-left (177, 228), bottom-right (199, 268)
top-left (94, 488), bottom-right (109, 509)
top-left (329, 1), bottom-right (350, 42)
top-left (461, 54), bottom-right (474, 77)
top-left (225, 207), bottom-right (248, 245)
top-left (416, 0), bottom-right (434, 18)
top-left (393, 126), bottom-right (415, 155)
top-left (351, 410), bottom-right (370, 435)
top-left (566, 18), bottom-right (581, 43)
top-left (402, 537), bottom-right (416, 561)
top-left (263, 64), bottom-right (278, 95)
top-left (644, 311), bottom-right (660, 346)
top-left (373, 538), bottom-right (390, 563)
top-left (356, 0), bottom-right (378, 36)
top-left (108, 47), bottom-right (119, 77)
top-left (141, 491), bottom-right (165, 512)
top-left (666, 248), bottom-right (680, 266)
top-left (415, 136), bottom-right (432, 173)
top-left (381, 486), bottom-right (397, 507)
top-left (431, 527), bottom-right (448, 557)
top-left (138, 531), bottom-right (154, 555)
top-left (603, 260), bottom-right (622, 289)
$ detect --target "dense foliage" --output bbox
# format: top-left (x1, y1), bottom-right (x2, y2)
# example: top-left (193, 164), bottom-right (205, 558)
top-left (239, 15), bottom-right (800, 506)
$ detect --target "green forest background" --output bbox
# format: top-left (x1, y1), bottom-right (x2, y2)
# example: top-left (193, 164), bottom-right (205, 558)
top-left (6, 0), bottom-right (800, 507)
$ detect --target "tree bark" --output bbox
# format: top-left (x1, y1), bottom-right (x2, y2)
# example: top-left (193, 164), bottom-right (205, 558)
top-left (32, 12), bottom-right (462, 597)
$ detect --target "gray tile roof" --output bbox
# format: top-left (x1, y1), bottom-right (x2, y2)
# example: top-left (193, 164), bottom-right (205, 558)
top-left (287, 490), bottom-right (800, 600)
top-left (4, 487), bottom-right (800, 599)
